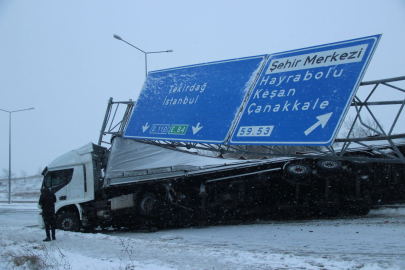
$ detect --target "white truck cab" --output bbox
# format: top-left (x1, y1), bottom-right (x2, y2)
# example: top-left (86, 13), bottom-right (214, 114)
top-left (38, 143), bottom-right (105, 230)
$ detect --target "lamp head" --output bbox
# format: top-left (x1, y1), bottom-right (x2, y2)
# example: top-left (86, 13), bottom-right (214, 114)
top-left (113, 34), bottom-right (123, 41)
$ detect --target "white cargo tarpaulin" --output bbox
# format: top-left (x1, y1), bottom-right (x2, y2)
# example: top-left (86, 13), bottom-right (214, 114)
top-left (104, 137), bottom-right (269, 186)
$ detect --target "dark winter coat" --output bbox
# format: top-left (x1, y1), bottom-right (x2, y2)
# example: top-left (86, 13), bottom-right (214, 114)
top-left (39, 189), bottom-right (57, 217)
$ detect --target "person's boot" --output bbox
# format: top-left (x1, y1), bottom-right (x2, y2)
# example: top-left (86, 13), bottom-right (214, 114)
top-left (52, 230), bottom-right (56, 240)
top-left (44, 230), bottom-right (51, 241)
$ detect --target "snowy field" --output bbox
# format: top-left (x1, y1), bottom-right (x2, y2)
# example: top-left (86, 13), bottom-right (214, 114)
top-left (0, 176), bottom-right (42, 202)
top-left (0, 202), bottom-right (404, 270)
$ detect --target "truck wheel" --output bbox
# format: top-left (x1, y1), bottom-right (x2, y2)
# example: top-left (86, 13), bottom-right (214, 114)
top-left (57, 212), bottom-right (80, 231)
top-left (138, 193), bottom-right (160, 216)
top-left (348, 155), bottom-right (372, 174)
top-left (285, 163), bottom-right (311, 183)
top-left (345, 205), bottom-right (371, 216)
top-left (316, 160), bottom-right (342, 175)
top-left (357, 205), bottom-right (371, 216)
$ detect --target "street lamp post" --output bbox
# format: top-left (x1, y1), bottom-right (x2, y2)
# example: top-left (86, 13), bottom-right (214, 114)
top-left (0, 107), bottom-right (34, 204)
top-left (113, 34), bottom-right (173, 78)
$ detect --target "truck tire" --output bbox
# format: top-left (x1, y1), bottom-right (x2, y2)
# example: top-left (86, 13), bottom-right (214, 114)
top-left (348, 155), bottom-right (372, 174)
top-left (138, 192), bottom-right (160, 216)
top-left (344, 204), bottom-right (371, 216)
top-left (316, 160), bottom-right (342, 175)
top-left (285, 163), bottom-right (311, 183)
top-left (57, 212), bottom-right (80, 231)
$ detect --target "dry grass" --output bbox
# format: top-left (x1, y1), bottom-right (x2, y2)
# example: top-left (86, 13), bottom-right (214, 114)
top-left (118, 238), bottom-right (137, 270)
top-left (1, 240), bottom-right (72, 270)
top-left (9, 253), bottom-right (41, 269)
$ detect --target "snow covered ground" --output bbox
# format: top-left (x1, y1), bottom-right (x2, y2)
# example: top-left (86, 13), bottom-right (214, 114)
top-left (0, 203), bottom-right (404, 270)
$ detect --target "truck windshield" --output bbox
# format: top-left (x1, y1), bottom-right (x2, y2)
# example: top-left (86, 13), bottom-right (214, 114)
top-left (43, 168), bottom-right (74, 189)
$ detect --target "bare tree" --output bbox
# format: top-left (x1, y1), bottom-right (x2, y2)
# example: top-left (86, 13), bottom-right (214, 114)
top-left (20, 170), bottom-right (28, 179)
top-left (36, 167), bottom-right (45, 181)
top-left (342, 116), bottom-right (383, 138)
top-left (2, 169), bottom-right (15, 180)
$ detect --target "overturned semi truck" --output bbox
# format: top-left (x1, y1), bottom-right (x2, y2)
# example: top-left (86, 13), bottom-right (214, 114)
top-left (39, 35), bottom-right (405, 230)
top-left (38, 134), bottom-right (405, 231)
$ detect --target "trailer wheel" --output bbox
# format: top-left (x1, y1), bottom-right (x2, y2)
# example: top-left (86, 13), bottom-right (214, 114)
top-left (357, 205), bottom-right (371, 216)
top-left (57, 212), bottom-right (80, 231)
top-left (285, 163), bottom-right (311, 183)
top-left (316, 160), bottom-right (342, 175)
top-left (348, 155), bottom-right (372, 174)
top-left (350, 155), bottom-right (371, 165)
top-left (344, 204), bottom-right (371, 216)
top-left (138, 193), bottom-right (160, 216)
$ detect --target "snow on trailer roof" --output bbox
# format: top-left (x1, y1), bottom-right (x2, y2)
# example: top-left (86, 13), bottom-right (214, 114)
top-left (104, 137), bottom-right (293, 186)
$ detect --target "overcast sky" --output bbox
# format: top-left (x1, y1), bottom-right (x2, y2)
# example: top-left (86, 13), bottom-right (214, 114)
top-left (1, 0), bottom-right (405, 176)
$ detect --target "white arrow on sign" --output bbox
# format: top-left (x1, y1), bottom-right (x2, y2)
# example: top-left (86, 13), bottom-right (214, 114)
top-left (192, 122), bottom-right (203, 134)
top-left (142, 122), bottom-right (150, 133)
top-left (304, 112), bottom-right (333, 136)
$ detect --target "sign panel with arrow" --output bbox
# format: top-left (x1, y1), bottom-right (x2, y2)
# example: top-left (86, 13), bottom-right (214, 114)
top-left (229, 34), bottom-right (381, 146)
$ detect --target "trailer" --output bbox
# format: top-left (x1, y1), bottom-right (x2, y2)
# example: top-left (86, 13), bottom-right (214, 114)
top-left (37, 39), bottom-right (405, 230)
top-left (38, 130), bottom-right (405, 231)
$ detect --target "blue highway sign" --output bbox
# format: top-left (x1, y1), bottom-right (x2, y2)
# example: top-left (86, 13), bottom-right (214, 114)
top-left (123, 55), bottom-right (266, 143)
top-left (229, 34), bottom-right (381, 146)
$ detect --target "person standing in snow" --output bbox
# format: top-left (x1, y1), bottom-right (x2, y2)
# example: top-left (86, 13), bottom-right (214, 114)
top-left (39, 187), bottom-right (57, 241)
